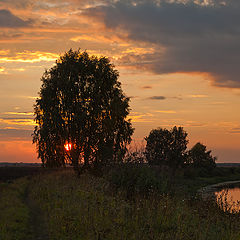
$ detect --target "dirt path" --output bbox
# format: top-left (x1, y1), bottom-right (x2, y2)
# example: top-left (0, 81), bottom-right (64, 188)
top-left (25, 185), bottom-right (49, 240)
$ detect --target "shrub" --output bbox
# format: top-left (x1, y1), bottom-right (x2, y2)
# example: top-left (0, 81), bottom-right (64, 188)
top-left (107, 164), bottom-right (168, 197)
top-left (183, 167), bottom-right (197, 179)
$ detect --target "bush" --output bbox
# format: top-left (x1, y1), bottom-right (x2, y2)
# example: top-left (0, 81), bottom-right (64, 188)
top-left (183, 167), bottom-right (197, 179)
top-left (107, 164), bottom-right (168, 197)
top-left (197, 167), bottom-right (212, 177)
top-left (212, 167), bottom-right (230, 177)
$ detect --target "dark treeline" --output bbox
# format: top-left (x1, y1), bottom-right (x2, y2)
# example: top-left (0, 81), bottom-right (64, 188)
top-left (128, 126), bottom-right (216, 173)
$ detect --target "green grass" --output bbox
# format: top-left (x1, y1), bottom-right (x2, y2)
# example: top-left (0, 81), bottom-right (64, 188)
top-left (1, 168), bottom-right (240, 239)
top-left (0, 178), bottom-right (32, 240)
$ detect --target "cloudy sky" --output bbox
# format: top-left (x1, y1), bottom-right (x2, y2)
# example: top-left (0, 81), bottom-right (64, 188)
top-left (1, 0), bottom-right (240, 163)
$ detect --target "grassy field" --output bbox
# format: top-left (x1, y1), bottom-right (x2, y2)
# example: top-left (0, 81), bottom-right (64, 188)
top-left (1, 167), bottom-right (240, 240)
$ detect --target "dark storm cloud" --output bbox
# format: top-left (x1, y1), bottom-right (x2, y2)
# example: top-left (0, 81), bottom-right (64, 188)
top-left (0, 9), bottom-right (30, 28)
top-left (85, 0), bottom-right (240, 88)
top-left (147, 96), bottom-right (166, 100)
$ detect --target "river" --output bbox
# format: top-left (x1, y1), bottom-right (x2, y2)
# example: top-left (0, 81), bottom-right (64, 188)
top-left (215, 184), bottom-right (240, 212)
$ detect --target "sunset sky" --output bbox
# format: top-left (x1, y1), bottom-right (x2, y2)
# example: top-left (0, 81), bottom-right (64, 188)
top-left (1, 0), bottom-right (240, 163)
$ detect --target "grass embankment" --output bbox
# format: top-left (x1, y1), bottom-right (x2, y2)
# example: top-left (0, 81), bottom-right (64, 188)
top-left (1, 168), bottom-right (240, 240)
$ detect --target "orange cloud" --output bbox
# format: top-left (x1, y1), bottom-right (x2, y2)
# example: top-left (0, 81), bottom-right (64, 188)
top-left (187, 94), bottom-right (208, 98)
top-left (70, 33), bottom-right (128, 45)
top-left (0, 67), bottom-right (5, 74)
top-left (4, 112), bottom-right (33, 116)
top-left (70, 34), bottom-right (113, 43)
top-left (21, 96), bottom-right (38, 100)
top-left (0, 51), bottom-right (58, 63)
top-left (122, 47), bottom-right (155, 55)
top-left (128, 112), bottom-right (154, 123)
top-left (15, 68), bottom-right (26, 72)
top-left (0, 118), bottom-right (36, 126)
top-left (184, 121), bottom-right (207, 127)
top-left (0, 49), bottom-right (10, 55)
top-left (155, 110), bottom-right (177, 114)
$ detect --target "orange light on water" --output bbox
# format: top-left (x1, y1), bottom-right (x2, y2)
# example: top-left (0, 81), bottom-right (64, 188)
top-left (64, 143), bottom-right (72, 151)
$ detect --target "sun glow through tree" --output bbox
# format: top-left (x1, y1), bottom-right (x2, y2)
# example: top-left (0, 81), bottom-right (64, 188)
top-left (64, 143), bottom-right (72, 151)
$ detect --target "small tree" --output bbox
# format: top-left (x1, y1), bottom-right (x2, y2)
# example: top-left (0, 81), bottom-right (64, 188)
top-left (33, 49), bottom-right (134, 174)
top-left (188, 142), bottom-right (216, 170)
top-left (145, 126), bottom-right (188, 173)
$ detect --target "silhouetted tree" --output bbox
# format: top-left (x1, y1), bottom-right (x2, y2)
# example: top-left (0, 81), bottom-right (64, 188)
top-left (145, 126), bottom-right (188, 174)
top-left (188, 142), bottom-right (216, 170)
top-left (33, 49), bottom-right (133, 174)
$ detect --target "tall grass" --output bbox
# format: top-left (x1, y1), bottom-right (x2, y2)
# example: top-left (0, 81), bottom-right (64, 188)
top-left (1, 169), bottom-right (240, 239)
top-left (28, 170), bottom-right (240, 240)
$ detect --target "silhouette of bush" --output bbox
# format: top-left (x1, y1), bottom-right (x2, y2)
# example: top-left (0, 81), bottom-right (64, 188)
top-left (107, 164), bottom-right (168, 197)
top-left (183, 167), bottom-right (197, 179)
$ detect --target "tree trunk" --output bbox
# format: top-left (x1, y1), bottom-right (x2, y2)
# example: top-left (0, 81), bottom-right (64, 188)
top-left (84, 142), bottom-right (90, 169)
top-left (71, 151), bottom-right (81, 176)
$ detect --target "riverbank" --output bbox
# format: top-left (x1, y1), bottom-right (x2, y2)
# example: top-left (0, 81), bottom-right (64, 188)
top-left (199, 180), bottom-right (240, 198)
top-left (172, 166), bottom-right (240, 195)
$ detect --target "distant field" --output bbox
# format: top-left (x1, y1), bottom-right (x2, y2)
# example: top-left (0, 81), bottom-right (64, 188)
top-left (217, 163), bottom-right (240, 167)
top-left (0, 166), bottom-right (43, 181)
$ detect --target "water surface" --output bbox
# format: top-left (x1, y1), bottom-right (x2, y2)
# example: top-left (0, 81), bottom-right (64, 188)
top-left (215, 185), bottom-right (240, 212)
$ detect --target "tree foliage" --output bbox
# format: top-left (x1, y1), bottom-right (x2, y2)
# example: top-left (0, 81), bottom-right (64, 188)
top-left (33, 49), bottom-right (134, 174)
top-left (188, 142), bottom-right (216, 170)
top-left (145, 126), bottom-right (188, 171)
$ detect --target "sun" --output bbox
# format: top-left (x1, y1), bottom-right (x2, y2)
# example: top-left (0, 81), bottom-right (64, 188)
top-left (64, 143), bottom-right (72, 151)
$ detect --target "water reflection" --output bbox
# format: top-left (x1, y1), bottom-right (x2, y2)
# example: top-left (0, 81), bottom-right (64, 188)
top-left (215, 186), bottom-right (240, 212)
